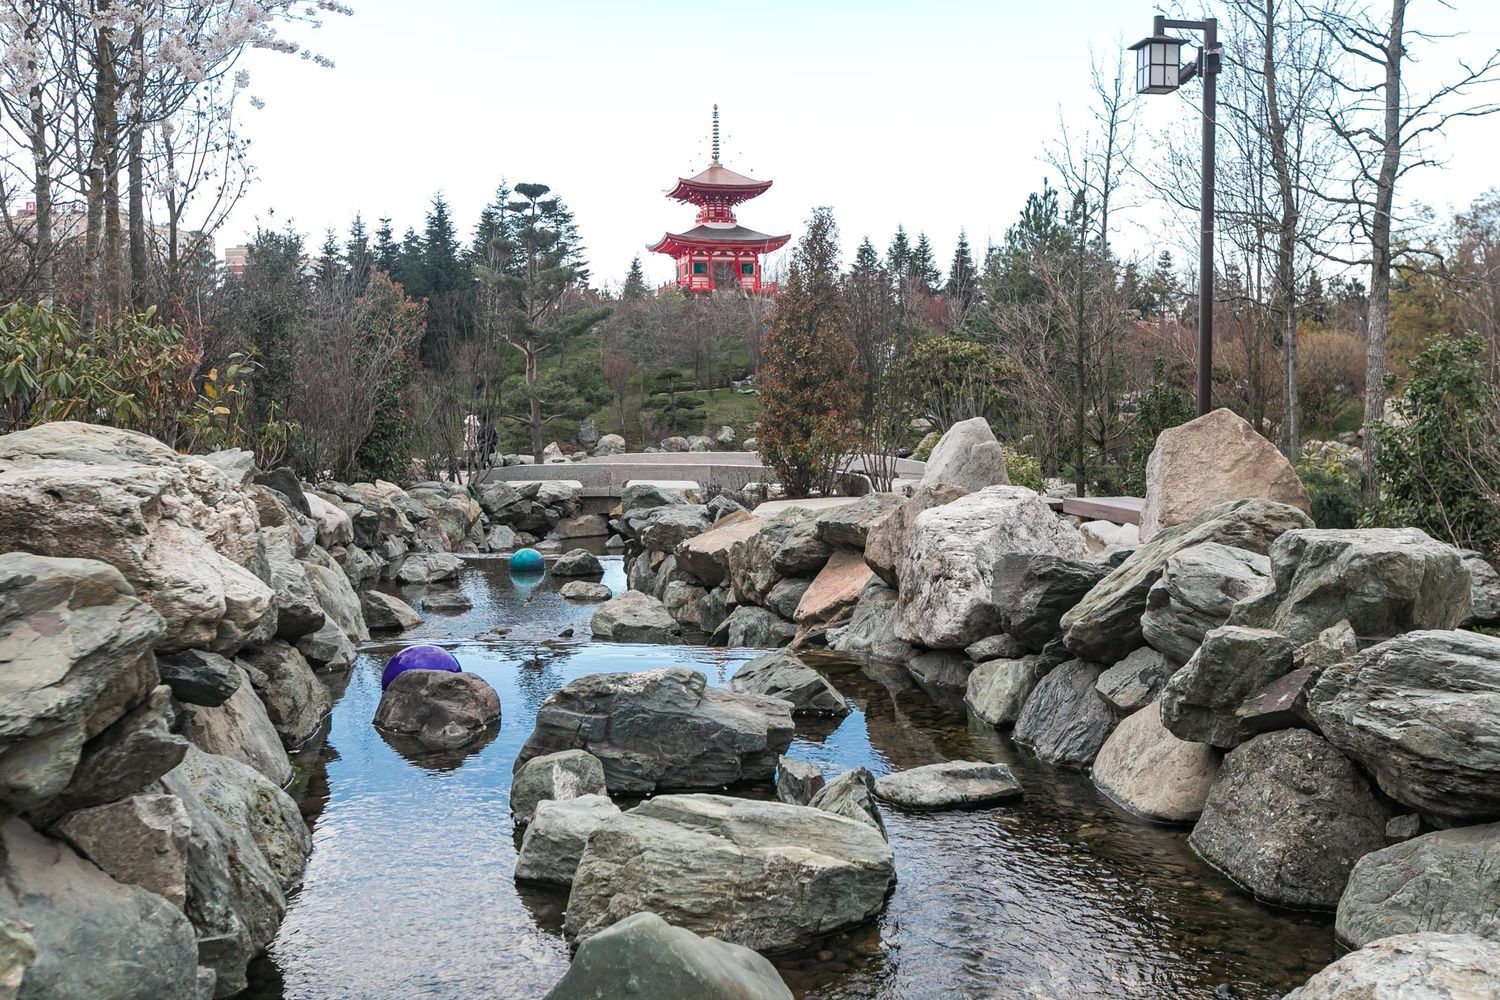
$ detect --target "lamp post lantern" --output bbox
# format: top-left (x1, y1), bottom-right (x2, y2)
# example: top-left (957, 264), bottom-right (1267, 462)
top-left (1130, 15), bottom-right (1222, 416)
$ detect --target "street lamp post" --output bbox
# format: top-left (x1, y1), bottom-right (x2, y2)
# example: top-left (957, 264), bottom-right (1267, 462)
top-left (1130, 15), bottom-right (1223, 416)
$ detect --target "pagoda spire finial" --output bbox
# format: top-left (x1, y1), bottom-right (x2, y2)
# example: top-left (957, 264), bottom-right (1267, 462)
top-left (711, 104), bottom-right (720, 166)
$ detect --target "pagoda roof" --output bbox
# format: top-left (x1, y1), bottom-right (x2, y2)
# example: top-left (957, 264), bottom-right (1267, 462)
top-left (648, 224), bottom-right (790, 257)
top-left (666, 163), bottom-right (772, 203)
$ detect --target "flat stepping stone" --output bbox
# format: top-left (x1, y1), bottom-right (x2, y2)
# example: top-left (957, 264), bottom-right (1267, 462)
top-left (874, 760), bottom-right (1023, 810)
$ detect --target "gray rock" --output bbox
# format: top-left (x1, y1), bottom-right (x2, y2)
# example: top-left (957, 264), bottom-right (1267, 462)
top-left (660, 580), bottom-right (709, 629)
top-left (304, 559), bottom-right (370, 641)
top-left (905, 649), bottom-right (974, 706)
top-left (828, 584), bottom-right (915, 663)
top-left (564, 794), bottom-right (894, 952)
top-left (728, 512), bottom-right (802, 605)
top-left (1014, 660), bottom-right (1120, 767)
top-left (295, 618), bottom-right (356, 670)
top-left (515, 668), bottom-right (794, 794)
top-left (707, 493), bottom-right (746, 520)
top-left (863, 482), bottom-right (968, 586)
top-left (896, 486), bottom-right (1088, 649)
top-left (560, 580), bottom-right (611, 601)
top-left (1336, 822), bottom-right (1500, 948)
top-left (965, 656), bottom-right (1049, 728)
top-left (1160, 626), bottom-right (1295, 747)
top-left (511, 749), bottom-right (608, 825)
top-left (1141, 542), bottom-right (1271, 664)
top-left (638, 505), bottom-right (712, 553)
top-left (697, 585), bottom-right (731, 634)
top-left (920, 417), bottom-right (1009, 492)
top-left (724, 605), bottom-right (796, 649)
top-left (576, 417), bottom-right (600, 447)
top-left (1386, 814), bottom-right (1422, 842)
top-left (359, 589), bottom-right (423, 632)
top-left (590, 591), bottom-right (682, 644)
top-left (373, 669), bottom-right (500, 750)
top-left (262, 525), bottom-right (325, 639)
top-left (56, 791), bottom-right (192, 908)
top-left (875, 760), bottom-right (1023, 813)
top-left (1092, 699), bottom-right (1219, 823)
top-left (1229, 528), bottom-right (1472, 646)
top-left (1060, 498), bottom-right (1313, 663)
top-left (809, 766), bottom-right (887, 837)
top-left (1282, 932), bottom-right (1500, 1000)
top-left (730, 650), bottom-right (849, 716)
top-left (1460, 550), bottom-right (1500, 628)
top-left (770, 517), bottom-right (832, 578)
top-left (515, 795), bottom-right (621, 885)
top-left (965, 633), bottom-right (1024, 662)
top-left (1096, 646), bottom-right (1176, 714)
top-left (1308, 629), bottom-right (1500, 821)
top-left (1189, 729), bottom-right (1391, 908)
top-left (551, 548), bottom-right (604, 577)
top-left (393, 551), bottom-right (462, 584)
top-left (0, 817), bottom-right (199, 999)
top-left (814, 493), bottom-right (904, 551)
top-left (997, 555), bottom-right (1111, 653)
top-left (592, 433), bottom-right (626, 457)
top-left (763, 576), bottom-right (812, 620)
top-left (543, 911), bottom-right (793, 1000)
top-left (0, 553), bottom-right (164, 813)
top-left (44, 684), bottom-right (188, 818)
top-left (239, 641), bottom-right (330, 749)
top-left (179, 666), bottom-right (295, 786)
top-left (776, 756), bottom-right (825, 805)
top-left (159, 649), bottom-right (244, 706)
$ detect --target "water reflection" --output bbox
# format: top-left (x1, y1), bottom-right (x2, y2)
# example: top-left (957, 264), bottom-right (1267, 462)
top-left (254, 557), bottom-right (1333, 1000)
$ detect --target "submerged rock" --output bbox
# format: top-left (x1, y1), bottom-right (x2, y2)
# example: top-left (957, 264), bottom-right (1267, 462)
top-left (1283, 933), bottom-right (1500, 1000)
top-left (776, 756), bottom-right (825, 806)
top-left (964, 656), bottom-right (1048, 728)
top-left (808, 766), bottom-right (887, 837)
top-left (1092, 700), bottom-right (1218, 823)
top-left (514, 668), bottom-right (793, 794)
top-left (1013, 660), bottom-right (1119, 768)
top-left (590, 591), bottom-right (682, 644)
top-left (565, 794), bottom-right (895, 953)
top-left (514, 795), bottom-right (621, 886)
top-left (373, 669), bottom-right (500, 751)
top-left (874, 760), bottom-right (1023, 810)
top-left (730, 650), bottom-right (849, 717)
top-left (1336, 821), bottom-right (1500, 948)
top-left (560, 580), bottom-right (611, 601)
top-left (510, 749), bottom-right (608, 825)
top-left (1189, 729), bottom-right (1390, 909)
top-left (543, 911), bottom-right (793, 1000)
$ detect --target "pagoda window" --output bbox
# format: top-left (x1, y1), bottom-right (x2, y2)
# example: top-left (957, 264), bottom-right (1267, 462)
top-left (740, 262), bottom-right (755, 276)
top-left (692, 261), bottom-right (707, 275)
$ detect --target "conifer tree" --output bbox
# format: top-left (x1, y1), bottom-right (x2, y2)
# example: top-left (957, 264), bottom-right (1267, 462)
top-left (852, 237), bottom-right (881, 276)
top-left (622, 256), bottom-right (648, 301)
top-left (346, 214), bottom-right (372, 291)
top-left (420, 194), bottom-right (466, 299)
top-left (884, 226), bottom-right (912, 280)
top-left (316, 229), bottom-right (343, 287)
top-left (374, 218), bottom-right (400, 276)
top-left (909, 232), bottom-right (941, 292)
top-left (945, 230), bottom-right (978, 307)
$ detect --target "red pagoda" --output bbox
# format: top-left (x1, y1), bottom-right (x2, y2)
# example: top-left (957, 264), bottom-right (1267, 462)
top-left (648, 106), bottom-right (789, 293)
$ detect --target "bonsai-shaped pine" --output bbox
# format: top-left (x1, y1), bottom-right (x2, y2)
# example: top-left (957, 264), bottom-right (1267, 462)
top-left (758, 207), bottom-right (860, 498)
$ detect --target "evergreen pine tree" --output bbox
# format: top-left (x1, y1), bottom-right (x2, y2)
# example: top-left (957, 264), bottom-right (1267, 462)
top-left (622, 256), bottom-right (648, 301)
top-left (944, 230), bottom-right (978, 307)
top-left (985, 181), bottom-right (1072, 305)
top-left (885, 226), bottom-right (911, 280)
top-left (346, 214), bottom-right (372, 291)
top-left (395, 227), bottom-right (424, 296)
top-left (316, 228), bottom-right (343, 287)
top-left (421, 194), bottom-right (466, 298)
top-left (852, 237), bottom-right (881, 276)
top-left (909, 232), bottom-right (941, 291)
top-left (373, 218), bottom-right (400, 276)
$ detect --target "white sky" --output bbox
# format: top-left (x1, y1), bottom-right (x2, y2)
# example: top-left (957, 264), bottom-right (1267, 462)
top-left (226, 0), bottom-right (1500, 290)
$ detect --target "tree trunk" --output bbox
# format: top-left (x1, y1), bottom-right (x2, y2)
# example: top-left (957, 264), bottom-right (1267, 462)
top-left (1263, 0), bottom-right (1301, 460)
top-left (25, 0), bottom-right (52, 302)
top-left (127, 24), bottom-right (147, 308)
top-left (1362, 0), bottom-right (1405, 500)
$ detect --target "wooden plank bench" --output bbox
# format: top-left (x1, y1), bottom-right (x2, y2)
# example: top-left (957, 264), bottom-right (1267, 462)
top-left (1061, 496), bottom-right (1144, 526)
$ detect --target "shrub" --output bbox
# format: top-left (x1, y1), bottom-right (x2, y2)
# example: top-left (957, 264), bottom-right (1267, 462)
top-left (1005, 451), bottom-right (1045, 492)
top-left (1369, 333), bottom-right (1500, 558)
top-left (1121, 358), bottom-right (1195, 496)
top-left (1296, 449), bottom-right (1363, 528)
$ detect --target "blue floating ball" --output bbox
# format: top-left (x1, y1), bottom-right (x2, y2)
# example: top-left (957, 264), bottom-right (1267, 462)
top-left (381, 644), bottom-right (462, 690)
top-left (509, 547), bottom-right (545, 573)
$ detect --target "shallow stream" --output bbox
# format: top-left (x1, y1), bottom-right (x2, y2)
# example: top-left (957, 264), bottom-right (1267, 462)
top-left (248, 555), bottom-right (1335, 999)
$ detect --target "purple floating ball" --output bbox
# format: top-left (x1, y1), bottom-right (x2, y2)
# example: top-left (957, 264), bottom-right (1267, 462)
top-left (381, 644), bottom-right (462, 690)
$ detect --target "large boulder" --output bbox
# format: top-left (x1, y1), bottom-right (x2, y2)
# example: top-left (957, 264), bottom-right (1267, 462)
top-left (510, 749), bottom-right (608, 825)
top-left (675, 511), bottom-right (762, 587)
top-left (157, 649), bottom-right (242, 707)
top-left (303, 559), bottom-right (369, 641)
top-left (807, 766), bottom-right (887, 837)
top-left (723, 606), bottom-right (796, 649)
top-left (564, 794), bottom-right (895, 952)
top-left (776, 756), bottom-right (825, 805)
top-left (919, 417), bottom-right (1009, 492)
top-left (1307, 630), bottom-right (1500, 821)
top-left (1336, 822), bottom-right (1500, 948)
top-left (1092, 700), bottom-right (1219, 823)
top-left (1138, 407), bottom-right (1311, 542)
top-left (1159, 626), bottom-right (1295, 748)
top-left (730, 650), bottom-right (849, 716)
top-left (814, 493), bottom-right (904, 551)
top-left (1013, 660), bottom-right (1120, 768)
top-left (592, 433), bottom-right (626, 457)
top-left (1283, 933), bottom-right (1500, 1000)
top-left (1189, 729), bottom-right (1391, 908)
top-left (551, 548), bottom-right (603, 577)
top-left (393, 551), bottom-right (462, 585)
top-left (769, 518), bottom-right (832, 578)
top-left (1141, 542), bottom-right (1271, 664)
top-left (296, 618), bottom-right (356, 671)
top-left (863, 483), bottom-right (967, 587)
top-left (874, 760), bottom-right (1023, 810)
top-left (373, 669), bottom-right (500, 750)
top-left (179, 666), bottom-right (294, 786)
top-left (828, 585), bottom-right (915, 663)
top-left (964, 656), bottom-right (1048, 728)
top-left (727, 513), bottom-right (802, 606)
top-left (590, 592), bottom-right (682, 644)
top-left (514, 795), bottom-right (621, 886)
top-left (261, 525), bottom-right (324, 639)
top-left (238, 641), bottom-right (330, 749)
top-left (896, 486), bottom-right (1087, 649)
top-left (543, 911), bottom-right (793, 1000)
top-left (997, 556), bottom-right (1111, 653)
top-left (1095, 646), bottom-right (1175, 714)
top-left (1060, 498), bottom-right (1313, 664)
top-left (40, 684), bottom-right (187, 820)
top-left (0, 553), bottom-right (164, 813)
top-left (0, 817), bottom-right (200, 999)
top-left (1230, 528), bottom-right (1472, 646)
top-left (55, 791), bottom-right (192, 908)
top-left (638, 505), bottom-right (713, 554)
top-left (514, 668), bottom-right (793, 794)
top-left (0, 422), bottom-right (265, 652)
top-left (762, 577), bottom-right (811, 620)
top-left (359, 590), bottom-right (422, 632)
top-left (1461, 550), bottom-right (1500, 628)
top-left (794, 550), bottom-right (874, 625)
